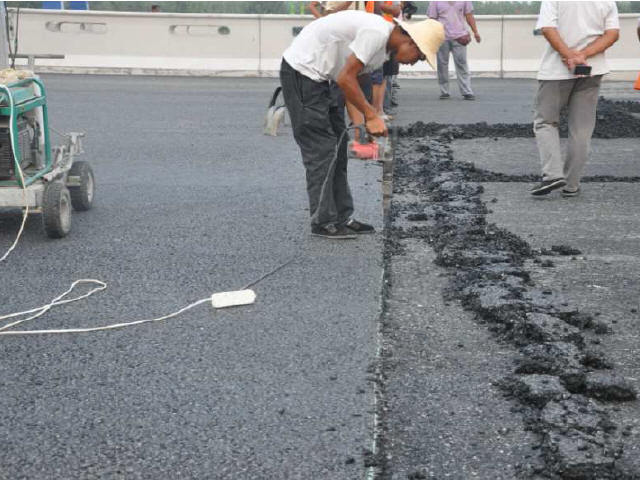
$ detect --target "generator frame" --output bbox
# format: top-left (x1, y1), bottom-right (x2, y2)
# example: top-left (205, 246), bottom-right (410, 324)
top-left (0, 76), bottom-right (93, 238)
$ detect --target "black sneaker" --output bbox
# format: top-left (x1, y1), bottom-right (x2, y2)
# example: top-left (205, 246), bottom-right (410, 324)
top-left (561, 187), bottom-right (580, 198)
top-left (463, 94), bottom-right (476, 101)
top-left (343, 219), bottom-right (375, 234)
top-left (439, 93), bottom-right (450, 100)
top-left (311, 223), bottom-right (357, 239)
top-left (530, 178), bottom-right (566, 196)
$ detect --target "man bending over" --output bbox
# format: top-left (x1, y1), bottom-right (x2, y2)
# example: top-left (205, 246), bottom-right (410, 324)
top-left (280, 10), bottom-right (444, 238)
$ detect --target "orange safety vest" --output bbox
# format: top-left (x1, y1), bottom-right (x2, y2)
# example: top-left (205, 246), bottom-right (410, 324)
top-left (365, 1), bottom-right (396, 21)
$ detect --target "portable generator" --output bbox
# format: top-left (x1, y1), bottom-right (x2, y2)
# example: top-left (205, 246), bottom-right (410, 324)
top-left (0, 72), bottom-right (94, 238)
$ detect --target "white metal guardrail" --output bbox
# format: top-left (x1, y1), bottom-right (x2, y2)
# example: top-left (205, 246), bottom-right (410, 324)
top-left (9, 9), bottom-right (640, 79)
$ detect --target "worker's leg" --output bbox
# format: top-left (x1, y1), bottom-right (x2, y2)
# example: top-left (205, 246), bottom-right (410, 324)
top-left (373, 80), bottom-right (387, 115)
top-left (280, 59), bottom-right (341, 227)
top-left (383, 76), bottom-right (393, 111)
top-left (436, 41), bottom-right (451, 96)
top-left (533, 79), bottom-right (572, 182)
top-left (564, 75), bottom-right (602, 192)
top-left (451, 41), bottom-right (473, 96)
top-left (329, 85), bottom-right (354, 224)
top-left (383, 55), bottom-right (399, 110)
top-left (371, 68), bottom-right (385, 115)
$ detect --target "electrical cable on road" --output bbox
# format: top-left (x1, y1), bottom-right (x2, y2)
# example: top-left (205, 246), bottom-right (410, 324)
top-left (0, 257), bottom-right (298, 336)
top-left (0, 83), bottom-right (29, 263)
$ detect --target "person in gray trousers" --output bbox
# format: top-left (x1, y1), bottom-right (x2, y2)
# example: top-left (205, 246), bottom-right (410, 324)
top-left (427, 1), bottom-right (481, 100)
top-left (531, 1), bottom-right (619, 197)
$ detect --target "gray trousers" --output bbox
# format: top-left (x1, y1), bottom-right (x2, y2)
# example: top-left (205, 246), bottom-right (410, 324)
top-left (533, 76), bottom-right (602, 190)
top-left (437, 40), bottom-right (473, 96)
top-left (279, 59), bottom-right (354, 227)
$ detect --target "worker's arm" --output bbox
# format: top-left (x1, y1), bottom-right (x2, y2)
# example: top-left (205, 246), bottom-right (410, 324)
top-left (541, 27), bottom-right (586, 72)
top-left (378, 2), bottom-right (401, 17)
top-left (336, 54), bottom-right (387, 136)
top-left (580, 29), bottom-right (619, 58)
top-left (465, 13), bottom-right (481, 42)
top-left (309, 1), bottom-right (324, 18)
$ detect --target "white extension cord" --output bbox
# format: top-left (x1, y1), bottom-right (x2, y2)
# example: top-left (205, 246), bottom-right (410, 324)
top-left (0, 83), bottom-right (29, 263)
top-left (0, 279), bottom-right (256, 336)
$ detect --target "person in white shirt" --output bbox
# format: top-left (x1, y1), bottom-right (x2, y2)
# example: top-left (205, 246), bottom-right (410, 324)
top-left (530, 1), bottom-right (619, 197)
top-left (280, 10), bottom-right (443, 238)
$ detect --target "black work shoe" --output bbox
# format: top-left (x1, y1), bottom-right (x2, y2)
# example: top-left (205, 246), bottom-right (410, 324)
top-left (463, 94), bottom-right (476, 101)
top-left (530, 178), bottom-right (566, 196)
top-left (561, 187), bottom-right (580, 198)
top-left (311, 224), bottom-right (357, 239)
top-left (343, 218), bottom-right (375, 234)
top-left (439, 93), bottom-right (450, 100)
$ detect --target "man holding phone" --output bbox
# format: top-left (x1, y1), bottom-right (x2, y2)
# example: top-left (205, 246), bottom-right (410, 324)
top-left (530, 1), bottom-right (619, 197)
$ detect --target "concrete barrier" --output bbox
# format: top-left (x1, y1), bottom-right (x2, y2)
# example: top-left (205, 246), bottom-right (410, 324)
top-left (10, 8), bottom-right (640, 79)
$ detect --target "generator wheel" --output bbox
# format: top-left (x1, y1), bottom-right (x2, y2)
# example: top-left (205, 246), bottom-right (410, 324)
top-left (43, 182), bottom-right (72, 238)
top-left (68, 160), bottom-right (95, 211)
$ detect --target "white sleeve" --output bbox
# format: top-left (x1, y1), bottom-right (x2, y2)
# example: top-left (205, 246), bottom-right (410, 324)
top-left (604, 2), bottom-right (620, 30)
top-left (536, 1), bottom-right (558, 30)
top-left (349, 28), bottom-right (388, 66)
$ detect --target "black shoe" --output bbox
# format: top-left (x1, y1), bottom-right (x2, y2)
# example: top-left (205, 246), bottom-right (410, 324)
top-left (530, 178), bottom-right (566, 196)
top-left (343, 218), bottom-right (375, 234)
top-left (463, 94), bottom-right (476, 101)
top-left (439, 93), bottom-right (450, 100)
top-left (311, 223), bottom-right (357, 239)
top-left (561, 187), bottom-right (580, 197)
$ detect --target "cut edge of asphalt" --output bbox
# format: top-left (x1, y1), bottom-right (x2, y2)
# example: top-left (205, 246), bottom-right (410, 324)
top-left (365, 127), bottom-right (397, 480)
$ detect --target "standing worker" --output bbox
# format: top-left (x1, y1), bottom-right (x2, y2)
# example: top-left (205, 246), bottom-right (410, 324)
top-left (530, 1), bottom-right (619, 197)
top-left (427, 1), bottom-right (480, 100)
top-left (280, 10), bottom-right (444, 238)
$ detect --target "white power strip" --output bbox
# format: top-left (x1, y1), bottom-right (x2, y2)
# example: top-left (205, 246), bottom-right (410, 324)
top-left (0, 279), bottom-right (256, 336)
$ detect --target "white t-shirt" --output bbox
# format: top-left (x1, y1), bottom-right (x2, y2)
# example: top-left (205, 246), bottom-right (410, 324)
top-left (536, 1), bottom-right (619, 81)
top-left (283, 10), bottom-right (393, 82)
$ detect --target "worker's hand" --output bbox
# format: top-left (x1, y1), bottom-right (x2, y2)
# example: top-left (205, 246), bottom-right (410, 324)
top-left (365, 115), bottom-right (388, 137)
top-left (474, 33), bottom-right (481, 43)
top-left (564, 50), bottom-right (587, 72)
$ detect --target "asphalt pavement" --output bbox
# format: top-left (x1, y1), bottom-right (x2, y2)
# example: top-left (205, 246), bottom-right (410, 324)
top-left (0, 76), bottom-right (384, 479)
top-left (1, 75), bottom-right (638, 480)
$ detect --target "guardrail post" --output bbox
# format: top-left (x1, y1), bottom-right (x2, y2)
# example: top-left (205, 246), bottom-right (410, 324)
top-left (500, 15), bottom-right (504, 79)
top-left (258, 15), bottom-right (263, 77)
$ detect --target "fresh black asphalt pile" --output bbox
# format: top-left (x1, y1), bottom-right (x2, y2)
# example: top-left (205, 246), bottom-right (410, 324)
top-left (400, 98), bottom-right (640, 140)
top-left (381, 99), bottom-right (640, 479)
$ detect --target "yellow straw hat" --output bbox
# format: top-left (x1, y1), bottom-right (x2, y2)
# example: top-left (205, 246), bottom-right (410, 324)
top-left (394, 18), bottom-right (445, 71)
